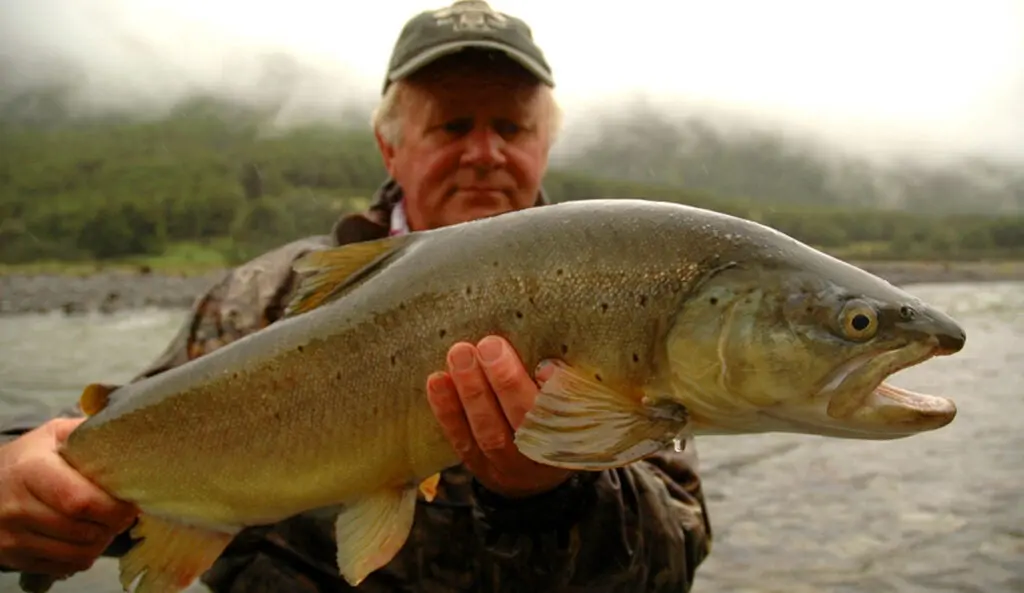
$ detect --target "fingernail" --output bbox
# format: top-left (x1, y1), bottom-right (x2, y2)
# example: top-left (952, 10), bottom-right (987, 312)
top-left (451, 346), bottom-right (475, 371)
top-left (477, 336), bottom-right (504, 364)
top-left (426, 372), bottom-right (448, 395)
top-left (535, 360), bottom-right (556, 383)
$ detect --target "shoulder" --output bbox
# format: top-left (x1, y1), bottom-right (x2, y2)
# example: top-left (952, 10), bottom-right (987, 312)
top-left (134, 235), bottom-right (334, 378)
top-left (214, 235), bottom-right (334, 327)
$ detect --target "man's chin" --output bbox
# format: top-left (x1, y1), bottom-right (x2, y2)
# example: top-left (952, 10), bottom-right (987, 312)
top-left (448, 195), bottom-right (515, 223)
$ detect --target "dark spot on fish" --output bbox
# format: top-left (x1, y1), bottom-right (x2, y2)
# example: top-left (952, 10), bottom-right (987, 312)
top-left (297, 345), bottom-right (304, 353)
top-left (632, 353), bottom-right (639, 363)
top-left (390, 355), bottom-right (397, 366)
top-left (274, 412), bottom-right (281, 421)
top-left (709, 297), bottom-right (718, 306)
top-left (556, 268), bottom-right (564, 276)
top-left (515, 310), bottom-right (523, 319)
top-left (595, 373), bottom-right (603, 382)
top-left (336, 371), bottom-right (342, 380)
top-left (639, 295), bottom-right (648, 307)
top-left (600, 303), bottom-right (608, 313)
top-left (561, 344), bottom-right (569, 355)
top-left (493, 261), bottom-right (500, 268)
top-left (465, 286), bottom-right (473, 296)
top-left (232, 372), bottom-right (239, 380)
top-left (400, 303), bottom-right (406, 310)
top-left (439, 329), bottom-right (447, 338)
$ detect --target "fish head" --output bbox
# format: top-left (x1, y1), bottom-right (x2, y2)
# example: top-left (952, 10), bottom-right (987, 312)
top-left (664, 257), bottom-right (966, 440)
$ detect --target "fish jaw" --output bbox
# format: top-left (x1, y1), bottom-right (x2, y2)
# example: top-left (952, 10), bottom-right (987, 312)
top-left (749, 339), bottom-right (959, 440)
top-left (677, 342), bottom-right (958, 440)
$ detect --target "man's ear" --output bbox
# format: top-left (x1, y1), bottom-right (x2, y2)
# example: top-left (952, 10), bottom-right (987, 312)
top-left (375, 128), bottom-right (398, 177)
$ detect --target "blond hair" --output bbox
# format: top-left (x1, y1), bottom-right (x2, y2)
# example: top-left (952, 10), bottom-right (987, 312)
top-left (371, 79), bottom-right (563, 147)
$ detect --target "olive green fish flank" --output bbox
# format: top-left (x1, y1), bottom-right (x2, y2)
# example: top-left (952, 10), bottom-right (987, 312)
top-left (17, 199), bottom-right (965, 593)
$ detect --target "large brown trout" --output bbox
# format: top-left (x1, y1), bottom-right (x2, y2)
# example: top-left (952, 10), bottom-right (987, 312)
top-left (20, 199), bottom-right (965, 593)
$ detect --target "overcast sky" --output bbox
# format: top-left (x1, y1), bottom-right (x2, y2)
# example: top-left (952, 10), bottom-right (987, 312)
top-left (1, 0), bottom-right (1022, 163)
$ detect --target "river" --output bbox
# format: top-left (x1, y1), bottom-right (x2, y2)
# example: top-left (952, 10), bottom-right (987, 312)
top-left (0, 281), bottom-right (1021, 592)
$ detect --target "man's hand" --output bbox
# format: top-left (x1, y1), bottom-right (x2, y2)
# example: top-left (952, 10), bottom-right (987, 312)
top-left (0, 418), bottom-right (138, 576)
top-left (426, 335), bottom-right (572, 499)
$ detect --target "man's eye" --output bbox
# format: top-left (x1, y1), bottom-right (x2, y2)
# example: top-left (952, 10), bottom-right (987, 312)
top-left (443, 118), bottom-right (473, 135)
top-left (494, 120), bottom-right (521, 136)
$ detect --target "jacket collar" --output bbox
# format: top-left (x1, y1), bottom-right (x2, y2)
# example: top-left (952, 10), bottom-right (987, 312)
top-left (331, 177), bottom-right (550, 246)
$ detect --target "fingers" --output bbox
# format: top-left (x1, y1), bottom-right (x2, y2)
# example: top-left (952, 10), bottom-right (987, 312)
top-left (0, 527), bottom-right (100, 575)
top-left (0, 459), bottom-right (119, 576)
top-left (46, 418), bottom-right (86, 444)
top-left (534, 359), bottom-right (557, 387)
top-left (426, 372), bottom-right (487, 469)
top-left (474, 337), bottom-right (540, 431)
top-left (426, 337), bottom-right (575, 498)
top-left (445, 340), bottom-right (528, 469)
top-left (25, 455), bottom-right (137, 531)
top-left (11, 487), bottom-right (109, 547)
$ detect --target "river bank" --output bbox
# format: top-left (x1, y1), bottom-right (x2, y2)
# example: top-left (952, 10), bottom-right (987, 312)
top-left (1, 260), bottom-right (1023, 316)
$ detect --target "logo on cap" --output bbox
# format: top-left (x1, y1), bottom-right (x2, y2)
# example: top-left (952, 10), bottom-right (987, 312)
top-left (432, 0), bottom-right (509, 32)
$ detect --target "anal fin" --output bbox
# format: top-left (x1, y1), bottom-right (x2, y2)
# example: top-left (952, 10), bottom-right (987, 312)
top-left (418, 473), bottom-right (441, 502)
top-left (334, 486), bottom-right (418, 586)
top-left (118, 514), bottom-right (235, 593)
top-left (514, 362), bottom-right (690, 470)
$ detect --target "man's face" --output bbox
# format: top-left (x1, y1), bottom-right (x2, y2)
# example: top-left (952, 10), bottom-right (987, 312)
top-left (376, 57), bottom-right (553, 231)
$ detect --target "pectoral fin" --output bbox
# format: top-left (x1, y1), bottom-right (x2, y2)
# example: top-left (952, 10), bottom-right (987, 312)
top-left (333, 486), bottom-right (418, 586)
top-left (514, 362), bottom-right (689, 470)
top-left (117, 513), bottom-right (236, 593)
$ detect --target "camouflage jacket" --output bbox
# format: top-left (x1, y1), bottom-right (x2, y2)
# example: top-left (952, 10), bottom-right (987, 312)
top-left (1, 180), bottom-right (713, 593)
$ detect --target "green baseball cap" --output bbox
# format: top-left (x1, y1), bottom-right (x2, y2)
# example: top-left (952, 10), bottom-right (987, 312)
top-left (383, 0), bottom-right (554, 93)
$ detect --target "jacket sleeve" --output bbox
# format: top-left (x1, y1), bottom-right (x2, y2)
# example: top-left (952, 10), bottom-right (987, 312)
top-left (470, 439), bottom-right (712, 592)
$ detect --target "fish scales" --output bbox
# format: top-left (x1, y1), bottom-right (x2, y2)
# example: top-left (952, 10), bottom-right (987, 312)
top-left (61, 203), bottom-right (719, 523)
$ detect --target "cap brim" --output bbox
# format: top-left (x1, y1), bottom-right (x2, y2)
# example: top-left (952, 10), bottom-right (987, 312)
top-left (387, 40), bottom-right (554, 88)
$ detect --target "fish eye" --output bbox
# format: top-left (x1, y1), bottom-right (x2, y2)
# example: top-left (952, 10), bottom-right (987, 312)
top-left (839, 300), bottom-right (878, 341)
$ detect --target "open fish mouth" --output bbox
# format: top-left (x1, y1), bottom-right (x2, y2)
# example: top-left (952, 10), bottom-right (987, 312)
top-left (745, 339), bottom-right (959, 440)
top-left (816, 339), bottom-right (959, 438)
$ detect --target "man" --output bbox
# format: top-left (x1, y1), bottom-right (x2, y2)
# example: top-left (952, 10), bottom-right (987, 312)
top-left (0, 1), bottom-right (713, 591)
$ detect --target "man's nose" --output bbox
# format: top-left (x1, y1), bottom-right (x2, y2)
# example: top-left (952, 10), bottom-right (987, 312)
top-left (461, 126), bottom-right (506, 168)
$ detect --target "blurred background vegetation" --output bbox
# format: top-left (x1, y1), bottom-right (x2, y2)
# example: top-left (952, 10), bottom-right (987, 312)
top-left (2, 92), bottom-right (1022, 274)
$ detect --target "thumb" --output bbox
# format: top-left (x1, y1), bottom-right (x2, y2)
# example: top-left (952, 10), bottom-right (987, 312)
top-left (46, 417), bottom-right (87, 444)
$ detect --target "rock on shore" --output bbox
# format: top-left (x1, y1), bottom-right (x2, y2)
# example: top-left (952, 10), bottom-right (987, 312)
top-left (1, 261), bottom-right (1022, 316)
top-left (0, 270), bottom-right (225, 316)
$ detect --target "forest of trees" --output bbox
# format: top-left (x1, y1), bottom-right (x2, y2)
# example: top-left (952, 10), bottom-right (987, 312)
top-left (1, 94), bottom-right (1022, 271)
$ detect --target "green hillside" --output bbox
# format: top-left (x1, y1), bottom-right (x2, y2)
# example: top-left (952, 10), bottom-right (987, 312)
top-left (1, 95), bottom-right (1022, 273)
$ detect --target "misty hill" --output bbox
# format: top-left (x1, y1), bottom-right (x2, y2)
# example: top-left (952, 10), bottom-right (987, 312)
top-left (553, 108), bottom-right (1024, 215)
top-left (1, 92), bottom-right (1022, 268)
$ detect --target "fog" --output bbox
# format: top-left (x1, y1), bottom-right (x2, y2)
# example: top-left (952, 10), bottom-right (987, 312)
top-left (1, 0), bottom-right (1022, 164)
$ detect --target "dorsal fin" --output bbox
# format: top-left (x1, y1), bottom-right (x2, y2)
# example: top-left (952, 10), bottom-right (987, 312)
top-left (285, 235), bottom-right (410, 317)
top-left (80, 383), bottom-right (120, 416)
